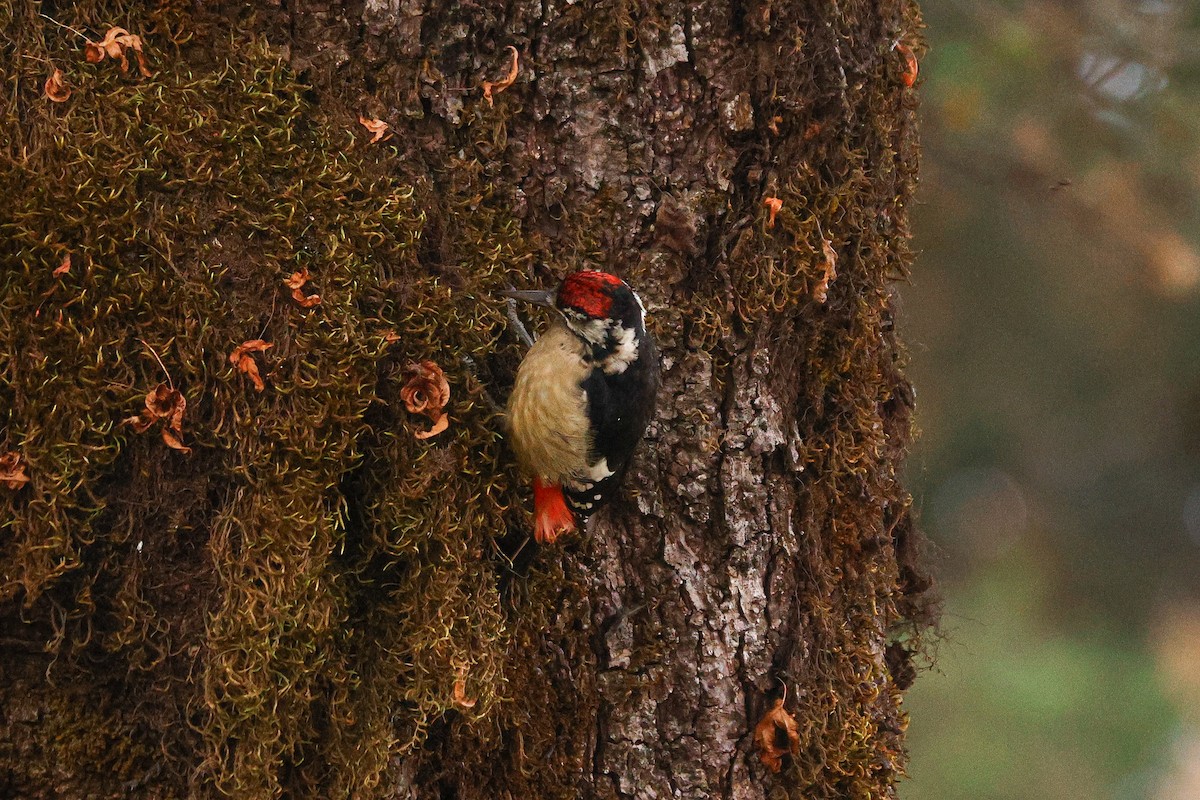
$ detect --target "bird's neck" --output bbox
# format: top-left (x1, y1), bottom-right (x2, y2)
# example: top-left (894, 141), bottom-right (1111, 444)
top-left (559, 316), bottom-right (644, 376)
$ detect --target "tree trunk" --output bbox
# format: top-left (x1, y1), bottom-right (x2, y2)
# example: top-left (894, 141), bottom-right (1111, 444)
top-left (0, 1), bottom-right (932, 799)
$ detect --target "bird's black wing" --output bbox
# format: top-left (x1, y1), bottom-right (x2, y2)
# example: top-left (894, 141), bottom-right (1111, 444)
top-left (565, 335), bottom-right (659, 518)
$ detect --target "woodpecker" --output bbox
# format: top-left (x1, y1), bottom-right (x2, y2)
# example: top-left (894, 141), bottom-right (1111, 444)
top-left (504, 271), bottom-right (659, 544)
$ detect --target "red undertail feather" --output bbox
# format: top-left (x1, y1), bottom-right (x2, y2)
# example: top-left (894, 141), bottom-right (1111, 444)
top-left (532, 478), bottom-right (576, 544)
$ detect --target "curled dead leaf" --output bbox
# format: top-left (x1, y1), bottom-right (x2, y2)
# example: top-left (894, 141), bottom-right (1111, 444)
top-left (284, 268), bottom-right (310, 290)
top-left (896, 42), bottom-right (917, 88)
top-left (357, 115), bottom-right (391, 144)
top-left (813, 238), bottom-right (837, 304)
top-left (143, 383), bottom-right (186, 431)
top-left (161, 427), bottom-right (192, 454)
top-left (401, 360), bottom-right (450, 440)
top-left (0, 452), bottom-right (31, 490)
top-left (763, 197), bottom-right (783, 228)
top-left (414, 413), bottom-right (449, 441)
top-left (753, 696), bottom-right (800, 773)
top-left (453, 664), bottom-right (477, 709)
top-left (482, 45), bottom-right (519, 107)
top-left (44, 69), bottom-right (72, 102)
top-left (803, 121), bottom-right (822, 141)
top-left (54, 254), bottom-right (71, 276)
top-left (384, 331), bottom-right (402, 344)
top-left (124, 383), bottom-right (190, 451)
top-left (292, 287), bottom-right (322, 307)
top-left (85, 26), bottom-right (152, 77)
top-left (284, 269), bottom-right (321, 307)
top-left (229, 340), bottom-right (273, 392)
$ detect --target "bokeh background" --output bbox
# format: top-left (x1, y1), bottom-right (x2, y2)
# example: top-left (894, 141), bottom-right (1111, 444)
top-left (900, 1), bottom-right (1200, 798)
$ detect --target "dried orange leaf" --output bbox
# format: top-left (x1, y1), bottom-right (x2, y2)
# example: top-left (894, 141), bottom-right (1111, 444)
top-left (763, 197), bottom-right (783, 228)
top-left (169, 394), bottom-right (186, 433)
top-left (99, 27), bottom-right (130, 58)
top-left (239, 359), bottom-right (265, 391)
top-left (813, 238), bottom-right (837, 304)
top-left (357, 115), bottom-right (391, 144)
top-left (401, 361), bottom-right (450, 415)
top-left (453, 665), bottom-right (477, 709)
top-left (86, 27), bottom-right (122, 64)
top-left (384, 331), bottom-right (402, 344)
top-left (754, 697), bottom-right (800, 773)
top-left (161, 427), bottom-right (192, 454)
top-left (44, 69), bottom-right (72, 102)
top-left (401, 360), bottom-right (451, 439)
top-left (54, 254), bottom-right (71, 276)
top-left (413, 413), bottom-right (449, 441)
top-left (230, 340), bottom-right (273, 392)
top-left (127, 37), bottom-right (152, 77)
top-left (230, 340), bottom-right (272, 358)
top-left (283, 269), bottom-right (310, 290)
top-left (126, 383), bottom-right (187, 435)
top-left (291, 287), bottom-right (322, 307)
top-left (481, 45), bottom-right (519, 107)
top-left (284, 269), bottom-right (321, 306)
top-left (0, 452), bottom-right (31, 490)
top-left (84, 27), bottom-right (152, 76)
top-left (145, 383), bottom-right (180, 422)
top-left (896, 42), bottom-right (918, 87)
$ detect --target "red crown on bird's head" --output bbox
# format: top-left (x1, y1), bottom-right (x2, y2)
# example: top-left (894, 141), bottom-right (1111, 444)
top-left (556, 271), bottom-right (626, 320)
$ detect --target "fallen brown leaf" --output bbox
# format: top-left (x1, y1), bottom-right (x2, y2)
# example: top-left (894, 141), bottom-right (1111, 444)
top-left (0, 452), bottom-right (31, 490)
top-left (54, 254), bottom-right (71, 276)
top-left (44, 69), bottom-right (72, 102)
top-left (85, 26), bottom-right (152, 77)
top-left (124, 383), bottom-right (190, 450)
top-left (229, 340), bottom-right (273, 392)
top-left (401, 360), bottom-right (450, 440)
top-left (753, 696), bottom-right (800, 773)
top-left (453, 664), bottom-right (477, 709)
top-left (414, 413), bottom-right (449, 441)
top-left (145, 383), bottom-right (185, 429)
top-left (160, 427), bottom-right (192, 454)
top-left (85, 40), bottom-right (105, 63)
top-left (284, 268), bottom-right (310, 290)
top-left (284, 269), bottom-right (321, 307)
top-left (357, 115), bottom-right (391, 144)
top-left (896, 42), bottom-right (917, 88)
top-left (384, 331), bottom-right (402, 344)
top-left (482, 45), bottom-right (519, 107)
top-left (813, 238), bottom-right (837, 304)
top-left (763, 197), bottom-right (783, 228)
top-left (291, 287), bottom-right (322, 307)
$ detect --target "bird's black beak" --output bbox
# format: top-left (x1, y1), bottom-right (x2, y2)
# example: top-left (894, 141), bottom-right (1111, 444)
top-left (500, 287), bottom-right (555, 307)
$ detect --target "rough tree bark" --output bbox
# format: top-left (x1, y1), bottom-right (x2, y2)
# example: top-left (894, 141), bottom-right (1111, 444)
top-left (1, 1), bottom-right (931, 799)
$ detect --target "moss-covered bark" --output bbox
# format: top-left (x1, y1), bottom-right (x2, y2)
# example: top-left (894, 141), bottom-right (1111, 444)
top-left (1, 1), bottom-right (933, 798)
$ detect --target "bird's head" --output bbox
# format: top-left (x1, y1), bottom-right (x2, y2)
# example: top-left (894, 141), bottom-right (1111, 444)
top-left (503, 271), bottom-right (648, 373)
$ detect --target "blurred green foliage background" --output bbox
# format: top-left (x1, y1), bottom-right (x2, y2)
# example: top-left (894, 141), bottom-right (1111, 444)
top-left (901, 0), bottom-right (1200, 797)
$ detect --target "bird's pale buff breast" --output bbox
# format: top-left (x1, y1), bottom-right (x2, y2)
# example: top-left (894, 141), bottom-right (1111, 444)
top-left (505, 321), bottom-right (592, 482)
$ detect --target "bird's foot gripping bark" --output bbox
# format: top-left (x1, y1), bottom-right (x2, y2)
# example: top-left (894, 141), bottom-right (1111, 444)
top-left (532, 478), bottom-right (576, 543)
top-left (505, 297), bottom-right (536, 349)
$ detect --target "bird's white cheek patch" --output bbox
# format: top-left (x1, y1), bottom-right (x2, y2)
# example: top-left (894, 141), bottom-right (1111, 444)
top-left (565, 312), bottom-right (609, 346)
